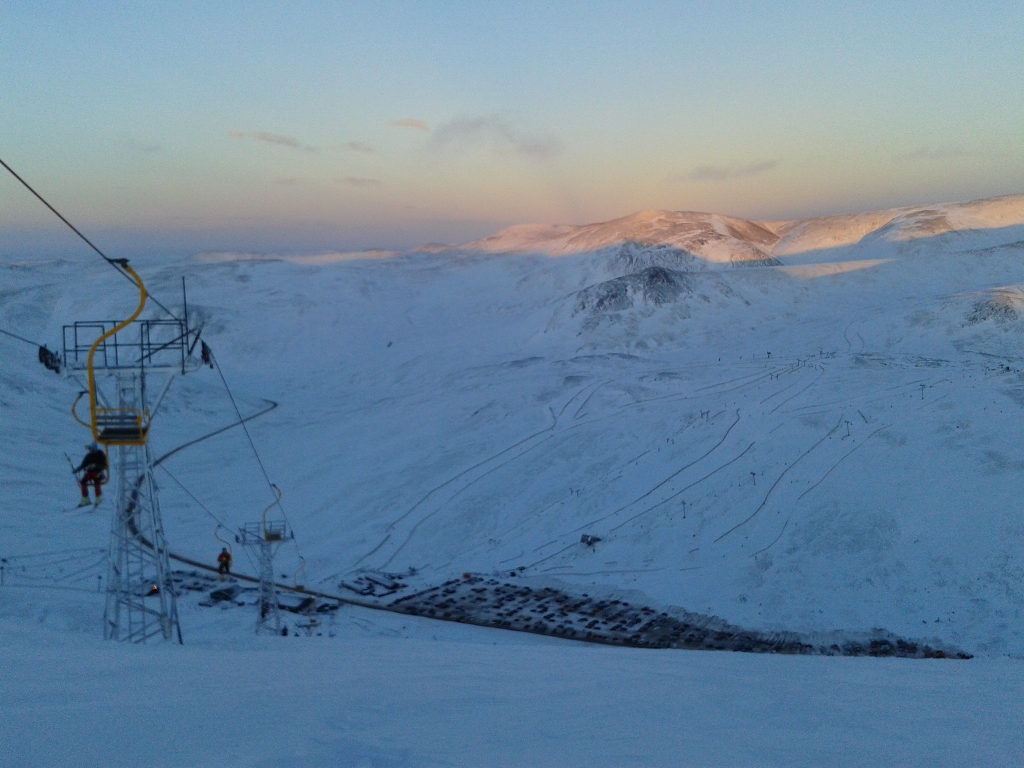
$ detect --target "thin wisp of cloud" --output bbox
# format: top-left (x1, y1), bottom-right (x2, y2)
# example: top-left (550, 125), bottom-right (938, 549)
top-left (431, 115), bottom-right (563, 160)
top-left (228, 130), bottom-right (318, 152)
top-left (388, 118), bottom-right (430, 131)
top-left (895, 146), bottom-right (964, 161)
top-left (678, 160), bottom-right (779, 182)
top-left (126, 138), bottom-right (162, 154)
top-left (343, 141), bottom-right (374, 153)
top-left (342, 177), bottom-right (382, 188)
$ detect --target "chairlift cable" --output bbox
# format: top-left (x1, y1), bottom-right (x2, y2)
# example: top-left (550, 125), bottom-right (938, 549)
top-left (158, 463), bottom-right (255, 573)
top-left (1, 158), bottom-right (314, 608)
top-left (18, 552), bottom-right (102, 569)
top-left (0, 583), bottom-right (104, 595)
top-left (0, 326), bottom-right (64, 375)
top-left (152, 398), bottom-right (278, 467)
top-left (146, 394), bottom-right (279, 575)
top-left (156, 464), bottom-right (229, 530)
top-left (209, 354), bottom-right (292, 511)
top-left (3, 546), bottom-right (106, 560)
top-left (2, 157), bottom-right (311, 583)
top-left (0, 156), bottom-right (182, 322)
top-left (0, 327), bottom-right (45, 347)
top-left (209, 351), bottom-right (275, 493)
top-left (208, 348), bottom-right (303, 559)
top-left (157, 464), bottom-right (258, 574)
top-left (53, 555), bottom-right (109, 583)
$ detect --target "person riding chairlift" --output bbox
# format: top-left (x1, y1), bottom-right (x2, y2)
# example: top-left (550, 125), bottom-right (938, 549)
top-left (75, 442), bottom-right (107, 507)
top-left (217, 547), bottom-right (232, 581)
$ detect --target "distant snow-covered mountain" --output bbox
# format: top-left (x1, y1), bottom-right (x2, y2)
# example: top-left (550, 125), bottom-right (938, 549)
top-left (457, 193), bottom-right (1024, 264)
top-left (458, 210), bottom-right (781, 267)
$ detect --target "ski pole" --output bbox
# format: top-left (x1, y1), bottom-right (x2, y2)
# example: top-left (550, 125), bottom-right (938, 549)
top-left (65, 453), bottom-right (82, 483)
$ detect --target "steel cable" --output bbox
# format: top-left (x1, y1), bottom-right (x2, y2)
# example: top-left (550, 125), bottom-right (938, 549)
top-left (208, 350), bottom-right (302, 558)
top-left (0, 156), bottom-right (181, 321)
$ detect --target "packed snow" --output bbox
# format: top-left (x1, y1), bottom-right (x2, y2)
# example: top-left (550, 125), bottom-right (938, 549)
top-left (3, 194), bottom-right (1024, 766)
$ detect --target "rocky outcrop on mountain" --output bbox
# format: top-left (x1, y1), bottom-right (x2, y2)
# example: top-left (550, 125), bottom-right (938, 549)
top-left (574, 266), bottom-right (691, 314)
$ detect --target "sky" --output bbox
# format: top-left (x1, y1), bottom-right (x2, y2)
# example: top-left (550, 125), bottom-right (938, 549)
top-left (2, 0), bottom-right (1022, 258)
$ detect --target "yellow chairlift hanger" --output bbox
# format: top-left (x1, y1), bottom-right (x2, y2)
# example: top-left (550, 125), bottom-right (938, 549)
top-left (214, 525), bottom-right (233, 556)
top-left (84, 260), bottom-right (151, 446)
top-left (261, 484), bottom-right (285, 541)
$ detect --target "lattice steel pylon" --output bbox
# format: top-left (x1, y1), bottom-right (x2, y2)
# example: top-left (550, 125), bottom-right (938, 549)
top-left (240, 511), bottom-right (290, 635)
top-left (103, 372), bottom-right (182, 643)
top-left (63, 260), bottom-right (200, 643)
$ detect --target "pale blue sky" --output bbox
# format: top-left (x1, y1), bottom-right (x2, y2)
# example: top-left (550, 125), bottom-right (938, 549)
top-left (2, 1), bottom-right (1022, 257)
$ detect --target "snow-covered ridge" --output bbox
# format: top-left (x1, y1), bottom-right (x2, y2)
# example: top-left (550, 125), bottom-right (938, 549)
top-left (193, 248), bottom-right (400, 264)
top-left (460, 209), bottom-right (780, 265)
top-left (181, 194), bottom-right (1024, 271)
top-left (456, 194), bottom-right (1024, 263)
top-left (772, 194), bottom-right (1024, 256)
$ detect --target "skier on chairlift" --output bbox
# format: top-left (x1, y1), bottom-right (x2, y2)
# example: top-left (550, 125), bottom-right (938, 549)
top-left (217, 547), bottom-right (232, 581)
top-left (74, 442), bottom-right (107, 507)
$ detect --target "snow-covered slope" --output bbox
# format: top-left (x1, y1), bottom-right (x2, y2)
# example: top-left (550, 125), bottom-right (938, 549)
top-left (770, 194), bottom-right (1024, 256)
top-left (4, 193), bottom-right (1024, 658)
top-left (2, 615), bottom-right (1020, 767)
top-left (4, 193), bottom-right (1024, 765)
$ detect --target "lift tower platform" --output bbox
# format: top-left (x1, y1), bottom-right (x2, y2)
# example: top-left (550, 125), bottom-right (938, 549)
top-left (63, 262), bottom-right (200, 643)
top-left (240, 488), bottom-right (291, 635)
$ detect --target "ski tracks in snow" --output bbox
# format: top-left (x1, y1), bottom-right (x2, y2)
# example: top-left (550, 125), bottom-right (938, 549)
top-left (519, 411), bottom-right (754, 572)
top-left (357, 380), bottom-right (608, 570)
top-left (578, 410), bottom-right (744, 533)
top-left (362, 352), bottom-right (957, 577)
top-left (734, 383), bottom-right (955, 558)
top-left (714, 415), bottom-right (845, 543)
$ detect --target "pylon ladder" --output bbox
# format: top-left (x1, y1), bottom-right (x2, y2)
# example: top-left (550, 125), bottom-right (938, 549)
top-left (241, 519), bottom-right (289, 635)
top-left (102, 372), bottom-right (181, 643)
top-left (62, 261), bottom-right (199, 644)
